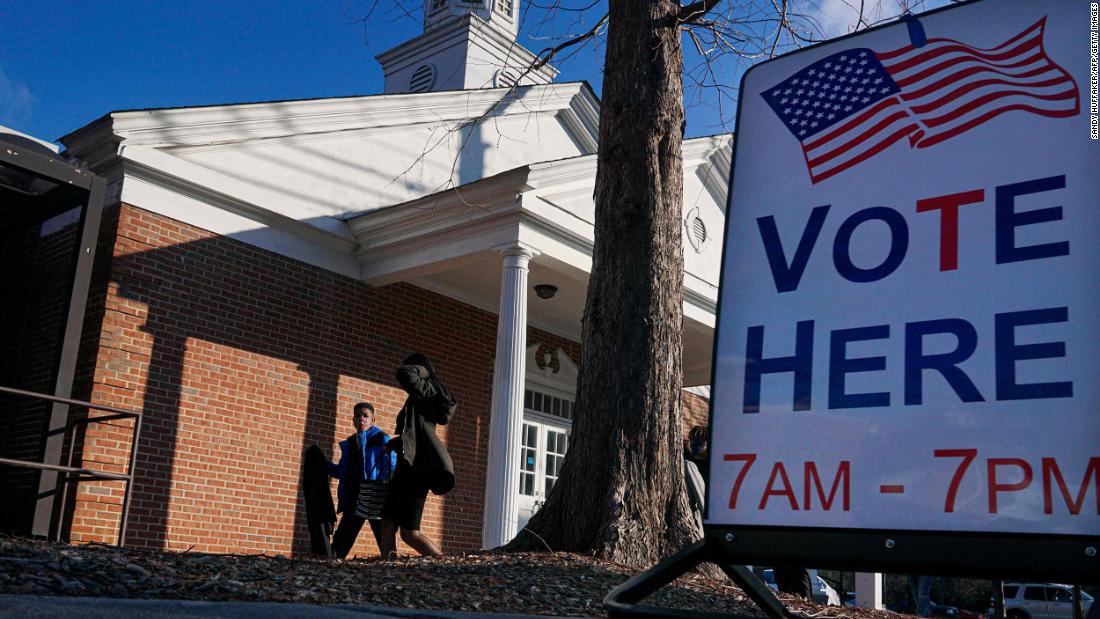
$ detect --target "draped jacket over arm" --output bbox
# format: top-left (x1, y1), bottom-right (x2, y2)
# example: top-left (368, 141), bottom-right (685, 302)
top-left (394, 364), bottom-right (457, 495)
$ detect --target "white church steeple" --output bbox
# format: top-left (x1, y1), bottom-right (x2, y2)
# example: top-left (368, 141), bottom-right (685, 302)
top-left (424, 0), bottom-right (518, 37)
top-left (377, 0), bottom-right (557, 94)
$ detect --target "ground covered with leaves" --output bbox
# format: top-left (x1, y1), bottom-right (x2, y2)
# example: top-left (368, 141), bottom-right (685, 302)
top-left (0, 536), bottom-right (913, 617)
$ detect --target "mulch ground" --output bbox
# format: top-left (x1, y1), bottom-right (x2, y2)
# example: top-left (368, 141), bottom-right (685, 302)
top-left (0, 536), bottom-right (913, 617)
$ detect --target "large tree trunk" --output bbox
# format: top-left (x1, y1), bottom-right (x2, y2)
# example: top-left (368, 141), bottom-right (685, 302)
top-left (507, 0), bottom-right (697, 566)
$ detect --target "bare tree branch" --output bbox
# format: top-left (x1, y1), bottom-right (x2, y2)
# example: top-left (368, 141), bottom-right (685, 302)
top-left (532, 13), bottom-right (610, 70)
top-left (678, 0), bottom-right (725, 25)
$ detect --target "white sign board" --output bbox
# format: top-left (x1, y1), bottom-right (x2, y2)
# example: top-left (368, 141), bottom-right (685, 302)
top-left (709, 0), bottom-right (1099, 541)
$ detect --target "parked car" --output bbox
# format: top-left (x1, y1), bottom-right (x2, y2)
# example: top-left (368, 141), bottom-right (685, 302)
top-left (996, 583), bottom-right (1094, 619)
top-left (760, 569), bottom-right (840, 606)
top-left (811, 573), bottom-right (841, 606)
top-left (930, 601), bottom-right (961, 618)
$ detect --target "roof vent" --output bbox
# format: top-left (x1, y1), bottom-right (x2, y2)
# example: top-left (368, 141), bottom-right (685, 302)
top-left (494, 69), bottom-right (519, 89)
top-left (692, 217), bottom-right (707, 245)
top-left (409, 64), bottom-right (436, 93)
top-left (685, 207), bottom-right (707, 252)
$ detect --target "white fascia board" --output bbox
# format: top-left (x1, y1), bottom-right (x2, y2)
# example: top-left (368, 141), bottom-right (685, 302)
top-left (528, 134), bottom-right (729, 196)
top-left (683, 134), bottom-right (734, 209)
top-left (119, 145), bottom-right (361, 278)
top-left (526, 155), bottom-right (597, 189)
top-left (60, 118), bottom-right (124, 176)
top-left (517, 218), bottom-right (591, 275)
top-left (351, 167), bottom-right (529, 285)
top-left (684, 287), bottom-right (717, 327)
top-left (360, 218), bottom-right (522, 286)
top-left (100, 84), bottom-right (592, 149)
top-left (119, 175), bottom-right (359, 279)
top-left (347, 166), bottom-right (530, 243)
top-left (554, 95), bottom-right (600, 155)
top-left (686, 269), bottom-right (719, 302)
top-left (682, 134), bottom-right (733, 164)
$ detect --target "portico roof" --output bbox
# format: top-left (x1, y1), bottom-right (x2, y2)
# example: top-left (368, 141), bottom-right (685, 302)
top-left (346, 134), bottom-right (732, 385)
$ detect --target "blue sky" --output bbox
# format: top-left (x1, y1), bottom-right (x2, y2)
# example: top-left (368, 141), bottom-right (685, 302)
top-left (0, 1), bottom-right (949, 146)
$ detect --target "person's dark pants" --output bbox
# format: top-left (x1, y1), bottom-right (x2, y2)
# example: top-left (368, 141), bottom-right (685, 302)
top-left (774, 567), bottom-right (812, 599)
top-left (331, 513), bottom-right (383, 559)
top-left (908, 575), bottom-right (933, 617)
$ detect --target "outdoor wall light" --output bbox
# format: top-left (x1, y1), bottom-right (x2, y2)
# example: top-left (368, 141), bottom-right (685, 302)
top-left (534, 284), bottom-right (558, 299)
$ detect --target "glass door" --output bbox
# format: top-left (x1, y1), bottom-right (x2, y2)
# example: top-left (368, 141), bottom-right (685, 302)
top-left (515, 419), bottom-right (570, 533)
top-left (516, 422), bottom-right (540, 531)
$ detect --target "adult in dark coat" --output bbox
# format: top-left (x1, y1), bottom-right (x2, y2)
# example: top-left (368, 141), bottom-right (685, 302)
top-left (379, 352), bottom-right (457, 558)
top-left (327, 402), bottom-right (396, 558)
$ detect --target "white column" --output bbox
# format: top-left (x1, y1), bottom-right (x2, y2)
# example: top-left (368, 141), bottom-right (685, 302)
top-left (855, 572), bottom-right (885, 610)
top-left (482, 245), bottom-right (536, 549)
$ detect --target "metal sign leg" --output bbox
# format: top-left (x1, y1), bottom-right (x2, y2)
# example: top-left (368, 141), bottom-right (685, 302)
top-left (604, 539), bottom-right (793, 619)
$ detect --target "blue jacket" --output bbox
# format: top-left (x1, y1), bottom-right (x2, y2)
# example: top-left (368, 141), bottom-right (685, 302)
top-left (327, 426), bottom-right (396, 513)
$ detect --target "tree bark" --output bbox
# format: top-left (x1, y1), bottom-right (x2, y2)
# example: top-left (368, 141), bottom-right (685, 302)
top-left (506, 0), bottom-right (697, 566)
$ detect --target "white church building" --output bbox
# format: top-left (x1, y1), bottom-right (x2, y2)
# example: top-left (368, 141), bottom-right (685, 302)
top-left (10, 0), bottom-right (730, 557)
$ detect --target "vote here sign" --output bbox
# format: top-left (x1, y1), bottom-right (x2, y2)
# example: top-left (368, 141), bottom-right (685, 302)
top-left (709, 0), bottom-right (1099, 540)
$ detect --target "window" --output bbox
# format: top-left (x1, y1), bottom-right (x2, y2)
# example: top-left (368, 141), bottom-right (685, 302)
top-left (1024, 587), bottom-right (1046, 601)
top-left (524, 388), bottom-right (574, 421)
top-left (519, 423), bottom-right (538, 496)
top-left (1047, 589), bottom-right (1072, 604)
top-left (496, 0), bottom-right (513, 17)
top-left (543, 430), bottom-right (568, 495)
top-left (1002, 586), bottom-right (1019, 599)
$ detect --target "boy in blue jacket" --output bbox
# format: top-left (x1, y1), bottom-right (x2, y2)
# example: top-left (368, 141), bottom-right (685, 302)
top-left (327, 402), bottom-right (396, 558)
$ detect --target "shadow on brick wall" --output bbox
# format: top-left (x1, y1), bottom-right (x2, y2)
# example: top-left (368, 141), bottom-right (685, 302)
top-left (66, 209), bottom-right (501, 557)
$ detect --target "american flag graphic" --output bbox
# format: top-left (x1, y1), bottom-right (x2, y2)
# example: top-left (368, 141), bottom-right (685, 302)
top-left (762, 18), bottom-right (1080, 184)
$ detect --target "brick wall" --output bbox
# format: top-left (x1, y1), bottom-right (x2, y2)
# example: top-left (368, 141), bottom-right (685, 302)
top-left (68, 204), bottom-right (509, 556)
top-left (682, 391), bottom-right (710, 436)
top-left (69, 203), bottom-right (711, 557)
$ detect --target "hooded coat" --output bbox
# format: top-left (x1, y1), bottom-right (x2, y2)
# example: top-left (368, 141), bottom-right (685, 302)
top-left (394, 354), bottom-right (457, 495)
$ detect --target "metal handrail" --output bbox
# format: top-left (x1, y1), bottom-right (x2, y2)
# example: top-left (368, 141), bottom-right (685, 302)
top-left (0, 384), bottom-right (143, 546)
top-left (0, 385), bottom-right (142, 418)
